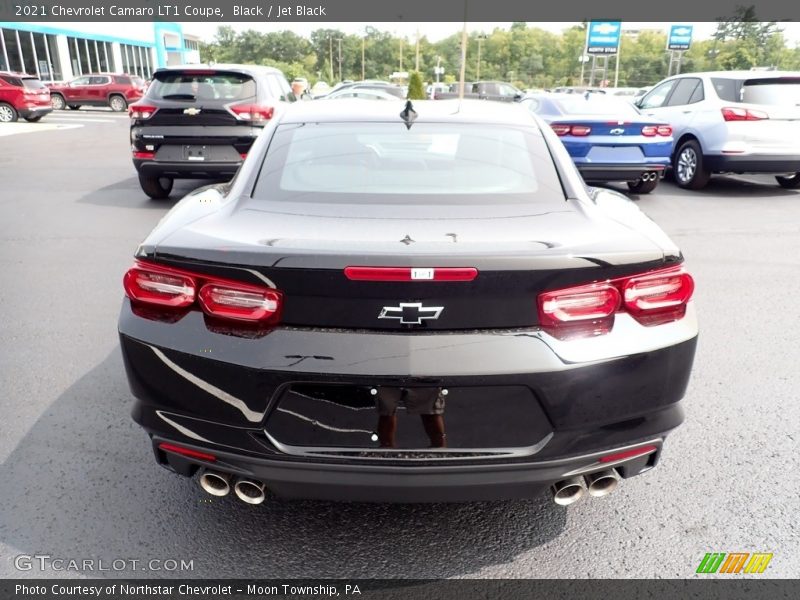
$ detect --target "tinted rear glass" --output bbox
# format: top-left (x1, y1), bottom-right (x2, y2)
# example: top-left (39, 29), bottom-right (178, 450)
top-left (148, 71), bottom-right (256, 102)
top-left (253, 122), bottom-right (564, 204)
top-left (22, 78), bottom-right (47, 90)
top-left (742, 78), bottom-right (800, 105)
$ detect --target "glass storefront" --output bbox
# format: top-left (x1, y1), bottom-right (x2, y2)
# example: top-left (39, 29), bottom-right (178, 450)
top-left (1, 28), bottom-right (62, 81)
top-left (120, 43), bottom-right (153, 79)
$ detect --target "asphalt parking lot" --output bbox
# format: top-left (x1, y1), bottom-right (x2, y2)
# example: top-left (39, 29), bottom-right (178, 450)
top-left (0, 113), bottom-right (798, 579)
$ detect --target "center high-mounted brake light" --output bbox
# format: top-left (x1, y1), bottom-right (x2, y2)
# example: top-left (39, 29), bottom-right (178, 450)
top-left (537, 265), bottom-right (694, 340)
top-left (123, 260), bottom-right (283, 324)
top-left (129, 104), bottom-right (158, 119)
top-left (721, 107), bottom-right (769, 121)
top-left (227, 103), bottom-right (274, 122)
top-left (344, 266), bottom-right (478, 282)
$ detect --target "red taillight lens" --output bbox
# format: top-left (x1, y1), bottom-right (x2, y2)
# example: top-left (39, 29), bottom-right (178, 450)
top-left (551, 124), bottom-right (571, 136)
top-left (721, 107), bottom-right (769, 121)
top-left (551, 124), bottom-right (591, 136)
top-left (641, 125), bottom-right (657, 136)
top-left (656, 125), bottom-right (672, 136)
top-left (132, 150), bottom-right (155, 160)
top-left (344, 266), bottom-right (478, 282)
top-left (158, 443), bottom-right (216, 462)
top-left (129, 104), bottom-right (158, 119)
top-left (538, 284), bottom-right (621, 339)
top-left (537, 265), bottom-right (694, 339)
top-left (228, 103), bottom-right (274, 122)
top-left (621, 266), bottom-right (695, 326)
top-left (123, 265), bottom-right (195, 307)
top-left (124, 260), bottom-right (283, 325)
top-left (198, 284), bottom-right (282, 323)
top-left (570, 125), bottom-right (591, 136)
top-left (599, 445), bottom-right (658, 463)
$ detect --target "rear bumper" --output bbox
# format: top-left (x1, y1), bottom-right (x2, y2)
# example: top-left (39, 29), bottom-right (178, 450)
top-left (133, 158), bottom-right (242, 179)
top-left (577, 163), bottom-right (668, 182)
top-left (18, 106), bottom-right (52, 118)
top-left (119, 299), bottom-right (698, 502)
top-left (704, 154), bottom-right (800, 174)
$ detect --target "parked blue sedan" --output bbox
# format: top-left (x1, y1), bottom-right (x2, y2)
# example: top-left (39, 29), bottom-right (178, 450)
top-left (521, 93), bottom-right (673, 193)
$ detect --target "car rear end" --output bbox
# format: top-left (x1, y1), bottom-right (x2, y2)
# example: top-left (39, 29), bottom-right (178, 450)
top-left (702, 74), bottom-right (800, 173)
top-left (0, 73), bottom-right (51, 122)
top-left (119, 106), bottom-right (698, 504)
top-left (130, 66), bottom-right (290, 197)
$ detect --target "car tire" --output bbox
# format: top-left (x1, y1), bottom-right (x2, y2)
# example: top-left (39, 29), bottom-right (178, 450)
top-left (50, 94), bottom-right (66, 110)
top-left (109, 95), bottom-right (127, 112)
top-left (139, 174), bottom-right (174, 200)
top-left (673, 140), bottom-right (711, 190)
top-left (24, 115), bottom-right (43, 122)
top-left (627, 177), bottom-right (659, 194)
top-left (68, 105), bottom-right (80, 110)
top-left (775, 173), bottom-right (800, 189)
top-left (0, 102), bottom-right (18, 123)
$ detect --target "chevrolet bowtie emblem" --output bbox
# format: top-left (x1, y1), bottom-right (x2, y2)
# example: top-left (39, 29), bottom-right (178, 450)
top-left (610, 127), bottom-right (625, 135)
top-left (184, 108), bottom-right (202, 116)
top-left (378, 302), bottom-right (443, 325)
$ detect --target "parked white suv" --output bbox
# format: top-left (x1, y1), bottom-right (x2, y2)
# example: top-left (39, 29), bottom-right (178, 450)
top-left (636, 71), bottom-right (800, 189)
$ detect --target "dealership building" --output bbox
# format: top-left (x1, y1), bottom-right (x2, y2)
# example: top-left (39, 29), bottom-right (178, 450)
top-left (0, 22), bottom-right (201, 82)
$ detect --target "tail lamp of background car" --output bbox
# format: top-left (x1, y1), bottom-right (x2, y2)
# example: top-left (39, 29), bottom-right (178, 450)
top-left (537, 265), bottom-right (694, 339)
top-left (551, 124), bottom-right (591, 136)
top-left (123, 261), bottom-right (282, 324)
top-left (721, 107), bottom-right (769, 122)
top-left (641, 125), bottom-right (673, 137)
top-left (227, 103), bottom-right (274, 122)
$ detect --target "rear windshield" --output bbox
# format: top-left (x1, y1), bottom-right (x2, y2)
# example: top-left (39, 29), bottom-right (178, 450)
top-left (253, 122), bottom-right (564, 204)
top-left (148, 71), bottom-right (256, 102)
top-left (2, 75), bottom-right (45, 89)
top-left (712, 76), bottom-right (800, 105)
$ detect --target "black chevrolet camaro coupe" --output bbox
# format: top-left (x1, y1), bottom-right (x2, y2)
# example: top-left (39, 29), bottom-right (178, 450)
top-left (119, 100), bottom-right (697, 505)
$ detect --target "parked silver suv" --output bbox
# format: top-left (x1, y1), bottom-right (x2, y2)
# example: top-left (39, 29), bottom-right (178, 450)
top-left (636, 71), bottom-right (800, 189)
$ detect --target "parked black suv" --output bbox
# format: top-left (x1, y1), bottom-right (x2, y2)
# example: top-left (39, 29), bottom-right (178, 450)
top-left (130, 65), bottom-right (293, 199)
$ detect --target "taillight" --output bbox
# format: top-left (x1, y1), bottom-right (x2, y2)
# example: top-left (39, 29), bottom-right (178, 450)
top-left (198, 284), bottom-right (282, 323)
top-left (656, 125), bottom-right (672, 136)
top-left (621, 266), bottom-right (695, 326)
top-left (132, 150), bottom-right (155, 160)
top-left (158, 443), bottom-right (216, 462)
top-left (721, 107), bottom-right (769, 121)
top-left (642, 125), bottom-right (673, 136)
top-left (123, 265), bottom-right (195, 307)
top-left (537, 265), bottom-right (694, 339)
top-left (551, 124), bottom-right (591, 136)
top-left (228, 103), bottom-right (274, 122)
top-left (123, 260), bottom-right (282, 324)
top-left (538, 284), bottom-right (621, 339)
top-left (129, 104), bottom-right (158, 119)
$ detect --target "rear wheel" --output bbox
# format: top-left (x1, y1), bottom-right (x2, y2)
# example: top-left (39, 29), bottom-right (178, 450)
top-left (138, 174), bottom-right (174, 200)
top-left (0, 102), bottom-right (18, 123)
top-left (673, 140), bottom-right (711, 190)
top-left (24, 115), bottom-right (43, 122)
top-left (775, 173), bottom-right (800, 189)
top-left (50, 94), bottom-right (66, 110)
top-left (109, 95), bottom-right (127, 112)
top-left (627, 177), bottom-right (659, 194)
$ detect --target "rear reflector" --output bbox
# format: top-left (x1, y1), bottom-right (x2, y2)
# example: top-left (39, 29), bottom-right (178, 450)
top-left (344, 266), bottom-right (478, 282)
top-left (722, 107), bottom-right (769, 121)
top-left (158, 442), bottom-right (216, 462)
top-left (599, 445), bottom-right (658, 463)
top-left (132, 151), bottom-right (155, 160)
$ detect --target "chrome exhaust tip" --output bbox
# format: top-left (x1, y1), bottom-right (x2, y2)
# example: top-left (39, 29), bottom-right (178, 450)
top-left (234, 478), bottom-right (267, 505)
top-left (551, 476), bottom-right (587, 506)
top-left (199, 470), bottom-right (232, 497)
top-left (584, 469), bottom-right (620, 497)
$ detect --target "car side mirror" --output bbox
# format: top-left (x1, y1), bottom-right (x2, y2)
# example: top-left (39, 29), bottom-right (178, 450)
top-left (514, 93), bottom-right (523, 101)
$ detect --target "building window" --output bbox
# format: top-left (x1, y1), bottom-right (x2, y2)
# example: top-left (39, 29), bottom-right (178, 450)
top-left (3, 29), bottom-right (24, 72)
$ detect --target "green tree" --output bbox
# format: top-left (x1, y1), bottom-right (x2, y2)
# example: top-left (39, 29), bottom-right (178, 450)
top-left (407, 71), bottom-right (425, 99)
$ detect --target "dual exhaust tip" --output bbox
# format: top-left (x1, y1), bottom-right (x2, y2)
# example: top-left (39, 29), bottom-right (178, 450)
top-left (640, 171), bottom-right (659, 182)
top-left (199, 470), bottom-right (267, 505)
top-left (551, 469), bottom-right (620, 506)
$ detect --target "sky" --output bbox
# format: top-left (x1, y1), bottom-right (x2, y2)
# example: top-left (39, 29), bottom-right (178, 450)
top-left (182, 21), bottom-right (800, 45)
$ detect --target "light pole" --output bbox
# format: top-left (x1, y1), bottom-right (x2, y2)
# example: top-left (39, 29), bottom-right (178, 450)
top-left (399, 37), bottom-right (404, 72)
top-left (415, 29), bottom-right (420, 72)
top-left (476, 34), bottom-right (487, 80)
top-left (328, 37), bottom-right (333, 82)
top-left (361, 36), bottom-right (365, 80)
top-left (336, 38), bottom-right (343, 82)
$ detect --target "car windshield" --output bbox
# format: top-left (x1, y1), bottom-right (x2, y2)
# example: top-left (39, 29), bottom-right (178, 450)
top-left (253, 122), bottom-right (564, 204)
top-left (22, 78), bottom-right (47, 90)
top-left (148, 71), bottom-right (256, 102)
top-left (553, 97), bottom-right (639, 116)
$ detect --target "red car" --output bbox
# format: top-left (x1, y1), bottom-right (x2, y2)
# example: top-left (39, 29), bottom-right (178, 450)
top-left (0, 72), bottom-right (52, 123)
top-left (49, 73), bottom-right (146, 112)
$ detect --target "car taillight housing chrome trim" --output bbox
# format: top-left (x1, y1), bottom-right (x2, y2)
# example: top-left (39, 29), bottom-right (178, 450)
top-left (123, 260), bottom-right (282, 324)
top-left (128, 104), bottom-right (158, 119)
top-left (537, 265), bottom-right (694, 340)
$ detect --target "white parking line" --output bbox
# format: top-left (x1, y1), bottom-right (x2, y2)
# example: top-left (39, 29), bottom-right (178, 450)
top-left (46, 118), bottom-right (122, 123)
top-left (0, 123), bottom-right (83, 136)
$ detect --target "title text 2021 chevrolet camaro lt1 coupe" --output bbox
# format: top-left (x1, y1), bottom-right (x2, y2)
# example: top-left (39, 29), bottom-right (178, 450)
top-left (119, 100), bottom-right (698, 506)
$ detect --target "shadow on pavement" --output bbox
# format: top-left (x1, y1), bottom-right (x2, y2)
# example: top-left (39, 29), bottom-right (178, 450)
top-left (77, 177), bottom-right (208, 210)
top-left (0, 349), bottom-right (567, 579)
